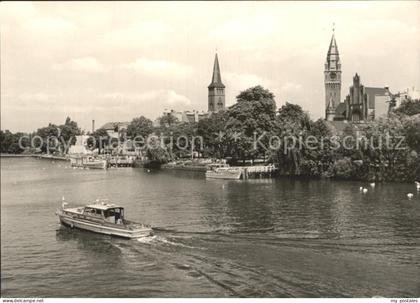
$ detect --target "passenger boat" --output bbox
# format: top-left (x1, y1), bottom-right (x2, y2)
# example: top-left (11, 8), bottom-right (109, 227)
top-left (56, 200), bottom-right (153, 239)
top-left (205, 164), bottom-right (242, 180)
top-left (70, 156), bottom-right (108, 169)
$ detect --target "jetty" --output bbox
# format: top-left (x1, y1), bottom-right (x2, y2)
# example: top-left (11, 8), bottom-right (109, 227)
top-left (240, 165), bottom-right (278, 179)
top-left (161, 160), bottom-right (278, 179)
top-left (108, 156), bottom-right (134, 168)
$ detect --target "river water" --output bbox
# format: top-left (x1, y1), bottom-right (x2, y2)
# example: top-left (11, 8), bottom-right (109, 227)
top-left (1, 157), bottom-right (419, 297)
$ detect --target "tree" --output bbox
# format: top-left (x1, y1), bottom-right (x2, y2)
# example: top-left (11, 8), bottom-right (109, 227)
top-left (197, 111), bottom-right (228, 158)
top-left (403, 116), bottom-right (420, 153)
top-left (87, 128), bottom-right (110, 153)
top-left (304, 119), bottom-right (335, 177)
top-left (35, 118), bottom-right (81, 154)
top-left (159, 122), bottom-right (198, 159)
top-left (36, 123), bottom-right (60, 153)
top-left (271, 103), bottom-right (311, 175)
top-left (159, 114), bottom-right (179, 127)
top-left (333, 157), bottom-right (354, 179)
top-left (0, 130), bottom-right (13, 153)
top-left (0, 130), bottom-right (26, 154)
top-left (127, 116), bottom-right (153, 139)
top-left (359, 115), bottom-right (413, 181)
top-left (145, 136), bottom-right (172, 164)
top-left (395, 98), bottom-right (420, 116)
top-left (59, 117), bottom-right (81, 152)
top-left (277, 102), bottom-right (311, 128)
top-left (226, 85), bottom-right (277, 163)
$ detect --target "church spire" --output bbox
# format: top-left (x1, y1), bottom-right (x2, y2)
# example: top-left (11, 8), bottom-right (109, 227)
top-left (208, 53), bottom-right (225, 112)
top-left (208, 53), bottom-right (225, 88)
top-left (327, 34), bottom-right (339, 57)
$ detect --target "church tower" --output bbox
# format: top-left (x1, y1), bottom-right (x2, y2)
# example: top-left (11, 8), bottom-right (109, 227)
top-left (208, 53), bottom-right (225, 112)
top-left (324, 29), bottom-right (342, 120)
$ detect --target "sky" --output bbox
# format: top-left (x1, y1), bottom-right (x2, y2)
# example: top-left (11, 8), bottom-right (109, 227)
top-left (1, 1), bottom-right (419, 132)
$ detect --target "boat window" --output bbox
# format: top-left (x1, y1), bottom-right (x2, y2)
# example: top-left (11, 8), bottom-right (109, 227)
top-left (104, 209), bottom-right (115, 218)
top-left (95, 209), bottom-right (102, 215)
top-left (84, 207), bottom-right (94, 214)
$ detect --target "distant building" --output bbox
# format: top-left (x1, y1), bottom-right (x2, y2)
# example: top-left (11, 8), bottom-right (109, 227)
top-left (101, 122), bottom-right (130, 138)
top-left (155, 109), bottom-right (209, 126)
top-left (68, 135), bottom-right (92, 155)
top-left (208, 53), bottom-right (225, 112)
top-left (340, 74), bottom-right (390, 122)
top-left (153, 53), bottom-right (225, 126)
top-left (323, 31), bottom-right (391, 123)
top-left (394, 87), bottom-right (420, 108)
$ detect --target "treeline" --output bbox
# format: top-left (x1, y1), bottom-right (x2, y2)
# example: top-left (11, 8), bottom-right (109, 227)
top-left (1, 86), bottom-right (419, 182)
top-left (127, 86), bottom-right (420, 182)
top-left (1, 117), bottom-right (82, 154)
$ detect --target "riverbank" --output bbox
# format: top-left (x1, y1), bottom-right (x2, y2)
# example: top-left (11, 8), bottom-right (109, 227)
top-left (162, 163), bottom-right (207, 172)
top-left (1, 153), bottom-right (33, 157)
top-left (1, 153), bottom-right (69, 161)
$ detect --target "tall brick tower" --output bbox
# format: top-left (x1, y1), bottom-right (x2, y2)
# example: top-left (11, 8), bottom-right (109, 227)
top-left (324, 29), bottom-right (342, 120)
top-left (208, 53), bottom-right (225, 112)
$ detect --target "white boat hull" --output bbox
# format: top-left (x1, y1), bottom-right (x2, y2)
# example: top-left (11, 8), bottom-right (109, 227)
top-left (57, 211), bottom-right (152, 239)
top-left (70, 157), bottom-right (108, 169)
top-left (83, 161), bottom-right (107, 169)
top-left (205, 170), bottom-right (242, 180)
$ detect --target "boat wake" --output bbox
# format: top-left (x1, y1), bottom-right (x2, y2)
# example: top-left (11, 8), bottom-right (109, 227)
top-left (136, 235), bottom-right (158, 244)
top-left (152, 226), bottom-right (275, 235)
top-left (136, 234), bottom-right (201, 249)
top-left (152, 227), bottom-right (223, 235)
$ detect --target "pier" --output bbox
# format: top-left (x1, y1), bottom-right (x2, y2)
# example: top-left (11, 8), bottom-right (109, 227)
top-left (240, 165), bottom-right (278, 179)
top-left (161, 161), bottom-right (278, 179)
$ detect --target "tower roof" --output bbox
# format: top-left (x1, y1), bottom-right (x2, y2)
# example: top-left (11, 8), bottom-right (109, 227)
top-left (326, 33), bottom-right (340, 68)
top-left (208, 53), bottom-right (225, 89)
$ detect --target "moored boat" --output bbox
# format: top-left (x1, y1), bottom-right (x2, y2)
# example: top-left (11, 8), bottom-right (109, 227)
top-left (56, 199), bottom-right (153, 239)
top-left (70, 156), bottom-right (107, 169)
top-left (205, 164), bottom-right (242, 180)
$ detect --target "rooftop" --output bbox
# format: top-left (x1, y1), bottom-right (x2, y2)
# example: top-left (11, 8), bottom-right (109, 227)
top-left (86, 202), bottom-right (123, 210)
top-left (101, 121), bottom-right (130, 130)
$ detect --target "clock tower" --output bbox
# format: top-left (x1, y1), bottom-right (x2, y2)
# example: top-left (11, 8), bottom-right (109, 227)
top-left (324, 30), bottom-right (341, 120)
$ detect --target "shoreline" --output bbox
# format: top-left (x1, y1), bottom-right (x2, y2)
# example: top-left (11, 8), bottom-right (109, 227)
top-left (1, 153), bottom-right (69, 161)
top-left (2, 154), bottom-right (418, 184)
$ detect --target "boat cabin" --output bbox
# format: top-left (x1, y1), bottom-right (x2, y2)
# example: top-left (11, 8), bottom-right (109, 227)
top-left (207, 163), bottom-right (229, 171)
top-left (83, 203), bottom-right (125, 224)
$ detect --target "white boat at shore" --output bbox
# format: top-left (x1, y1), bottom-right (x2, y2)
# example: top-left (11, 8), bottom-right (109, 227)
top-left (70, 156), bottom-right (108, 169)
top-left (56, 200), bottom-right (153, 239)
top-left (205, 164), bottom-right (242, 180)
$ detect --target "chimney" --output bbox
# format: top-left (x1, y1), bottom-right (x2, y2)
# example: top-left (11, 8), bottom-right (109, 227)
top-left (92, 119), bottom-right (95, 133)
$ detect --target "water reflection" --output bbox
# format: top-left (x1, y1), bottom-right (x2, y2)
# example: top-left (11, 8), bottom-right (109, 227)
top-left (55, 227), bottom-right (123, 263)
top-left (2, 158), bottom-right (420, 297)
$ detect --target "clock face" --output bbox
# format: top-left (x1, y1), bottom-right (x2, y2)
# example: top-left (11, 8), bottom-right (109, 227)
top-left (330, 72), bottom-right (336, 79)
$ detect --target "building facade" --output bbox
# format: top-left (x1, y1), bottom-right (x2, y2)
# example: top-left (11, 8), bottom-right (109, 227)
top-left (208, 53), bottom-right (225, 112)
top-left (155, 109), bottom-right (209, 126)
top-left (342, 74), bottom-right (390, 122)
